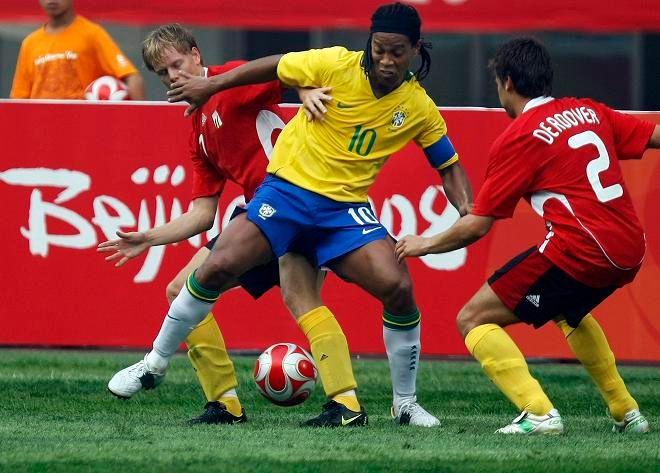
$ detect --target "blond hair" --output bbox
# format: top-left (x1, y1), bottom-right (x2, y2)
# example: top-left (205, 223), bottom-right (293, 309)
top-left (142, 24), bottom-right (201, 71)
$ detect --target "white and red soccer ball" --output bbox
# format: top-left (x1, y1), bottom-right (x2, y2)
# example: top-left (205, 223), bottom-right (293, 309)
top-left (254, 343), bottom-right (317, 406)
top-left (84, 75), bottom-right (129, 101)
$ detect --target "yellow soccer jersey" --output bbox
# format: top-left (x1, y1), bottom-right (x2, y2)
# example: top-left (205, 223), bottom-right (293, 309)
top-left (272, 46), bottom-right (453, 202)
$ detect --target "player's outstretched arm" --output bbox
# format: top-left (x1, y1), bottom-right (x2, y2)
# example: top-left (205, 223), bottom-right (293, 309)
top-left (439, 162), bottom-right (473, 216)
top-left (97, 231), bottom-right (151, 267)
top-left (97, 196), bottom-right (218, 267)
top-left (168, 55), bottom-right (283, 116)
top-left (395, 214), bottom-right (493, 263)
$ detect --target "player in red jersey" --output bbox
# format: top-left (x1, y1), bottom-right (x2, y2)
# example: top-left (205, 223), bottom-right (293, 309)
top-left (396, 37), bottom-right (660, 434)
top-left (99, 24), bottom-right (364, 425)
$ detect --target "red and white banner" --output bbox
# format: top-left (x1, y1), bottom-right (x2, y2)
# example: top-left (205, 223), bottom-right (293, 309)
top-left (2, 0), bottom-right (660, 33)
top-left (1, 101), bottom-right (659, 361)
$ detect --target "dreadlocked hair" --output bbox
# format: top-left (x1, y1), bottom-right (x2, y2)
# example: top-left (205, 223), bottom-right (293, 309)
top-left (360, 2), bottom-right (432, 81)
top-left (416, 41), bottom-right (432, 81)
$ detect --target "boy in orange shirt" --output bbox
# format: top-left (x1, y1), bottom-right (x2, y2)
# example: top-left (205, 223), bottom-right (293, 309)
top-left (11, 0), bottom-right (144, 100)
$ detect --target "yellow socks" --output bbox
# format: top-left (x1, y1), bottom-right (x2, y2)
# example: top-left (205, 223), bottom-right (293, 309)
top-left (332, 390), bottom-right (361, 412)
top-left (218, 389), bottom-right (243, 417)
top-left (185, 312), bottom-right (242, 415)
top-left (297, 306), bottom-right (358, 407)
top-left (465, 324), bottom-right (554, 416)
top-left (557, 314), bottom-right (638, 421)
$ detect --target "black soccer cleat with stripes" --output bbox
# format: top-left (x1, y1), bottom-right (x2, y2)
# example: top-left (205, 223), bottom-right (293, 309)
top-left (301, 400), bottom-right (368, 428)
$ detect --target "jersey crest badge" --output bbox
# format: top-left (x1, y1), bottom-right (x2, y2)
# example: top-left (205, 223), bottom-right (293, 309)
top-left (201, 113), bottom-right (207, 127)
top-left (389, 107), bottom-right (408, 130)
top-left (258, 203), bottom-right (276, 220)
top-left (212, 110), bottom-right (223, 128)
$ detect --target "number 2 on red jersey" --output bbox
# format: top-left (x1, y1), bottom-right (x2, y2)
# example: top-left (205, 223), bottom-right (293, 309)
top-left (568, 130), bottom-right (623, 203)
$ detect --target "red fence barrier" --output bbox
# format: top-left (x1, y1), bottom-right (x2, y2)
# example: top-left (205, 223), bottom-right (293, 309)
top-left (1, 101), bottom-right (659, 360)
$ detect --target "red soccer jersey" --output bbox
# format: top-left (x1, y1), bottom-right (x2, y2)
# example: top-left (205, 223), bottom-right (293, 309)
top-left (189, 62), bottom-right (284, 202)
top-left (472, 97), bottom-right (655, 287)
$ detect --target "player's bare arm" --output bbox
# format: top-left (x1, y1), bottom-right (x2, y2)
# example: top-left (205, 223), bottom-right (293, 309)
top-left (98, 195), bottom-right (218, 267)
top-left (124, 73), bottom-right (145, 100)
top-left (297, 87), bottom-right (333, 122)
top-left (168, 55), bottom-right (283, 115)
top-left (649, 124), bottom-right (660, 148)
top-left (395, 213), bottom-right (493, 262)
top-left (438, 162), bottom-right (473, 216)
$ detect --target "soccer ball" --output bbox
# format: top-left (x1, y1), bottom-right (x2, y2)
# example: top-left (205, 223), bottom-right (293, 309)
top-left (253, 343), bottom-right (317, 406)
top-left (84, 76), bottom-right (129, 101)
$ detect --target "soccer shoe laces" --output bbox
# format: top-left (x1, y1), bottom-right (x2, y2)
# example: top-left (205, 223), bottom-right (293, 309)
top-left (107, 355), bottom-right (166, 398)
top-left (128, 356), bottom-right (165, 389)
top-left (401, 402), bottom-right (435, 422)
top-left (394, 400), bottom-right (441, 427)
top-left (126, 360), bottom-right (149, 378)
top-left (126, 357), bottom-right (164, 378)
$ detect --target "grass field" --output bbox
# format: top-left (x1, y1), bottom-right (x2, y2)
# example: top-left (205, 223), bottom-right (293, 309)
top-left (1, 349), bottom-right (659, 473)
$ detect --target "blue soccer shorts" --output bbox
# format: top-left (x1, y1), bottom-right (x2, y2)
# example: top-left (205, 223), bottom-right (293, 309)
top-left (246, 175), bottom-right (389, 266)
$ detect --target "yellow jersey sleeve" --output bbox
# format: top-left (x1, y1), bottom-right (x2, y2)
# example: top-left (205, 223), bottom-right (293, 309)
top-left (277, 46), bottom-right (350, 88)
top-left (414, 95), bottom-right (447, 149)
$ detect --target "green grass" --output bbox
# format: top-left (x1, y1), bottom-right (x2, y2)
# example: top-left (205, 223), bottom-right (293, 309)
top-left (1, 349), bottom-right (659, 473)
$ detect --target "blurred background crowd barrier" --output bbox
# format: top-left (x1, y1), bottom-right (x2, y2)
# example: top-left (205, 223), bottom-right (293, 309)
top-left (1, 0), bottom-right (660, 109)
top-left (1, 102), bottom-right (658, 360)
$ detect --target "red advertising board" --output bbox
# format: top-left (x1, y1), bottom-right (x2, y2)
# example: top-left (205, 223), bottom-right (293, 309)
top-left (1, 101), bottom-right (659, 361)
top-left (2, 0), bottom-right (660, 33)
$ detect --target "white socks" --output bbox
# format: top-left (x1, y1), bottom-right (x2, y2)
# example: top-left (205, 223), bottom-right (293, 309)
top-left (147, 283), bottom-right (216, 372)
top-left (383, 324), bottom-right (421, 408)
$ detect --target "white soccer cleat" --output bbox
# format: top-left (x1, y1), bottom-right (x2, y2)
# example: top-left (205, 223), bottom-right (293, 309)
top-left (612, 409), bottom-right (649, 433)
top-left (496, 409), bottom-right (564, 435)
top-left (391, 398), bottom-right (441, 427)
top-left (107, 355), bottom-right (166, 399)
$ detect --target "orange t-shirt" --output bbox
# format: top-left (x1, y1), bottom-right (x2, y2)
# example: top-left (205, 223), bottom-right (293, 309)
top-left (10, 16), bottom-right (138, 99)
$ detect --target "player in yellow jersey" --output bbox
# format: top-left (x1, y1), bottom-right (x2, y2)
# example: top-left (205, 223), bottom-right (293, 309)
top-left (104, 24), bottom-right (364, 427)
top-left (140, 2), bottom-right (473, 427)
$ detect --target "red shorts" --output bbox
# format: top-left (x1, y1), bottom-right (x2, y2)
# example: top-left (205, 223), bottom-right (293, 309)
top-left (488, 246), bottom-right (616, 328)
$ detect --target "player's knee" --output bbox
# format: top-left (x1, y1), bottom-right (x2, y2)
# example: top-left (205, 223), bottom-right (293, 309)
top-left (195, 254), bottom-right (239, 290)
top-left (380, 275), bottom-right (415, 313)
top-left (456, 302), bottom-right (480, 338)
top-left (165, 279), bottom-right (182, 304)
top-left (282, 288), bottom-right (321, 319)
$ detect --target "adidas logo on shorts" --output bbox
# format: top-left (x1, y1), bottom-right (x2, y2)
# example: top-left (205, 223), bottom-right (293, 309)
top-left (526, 294), bottom-right (541, 307)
